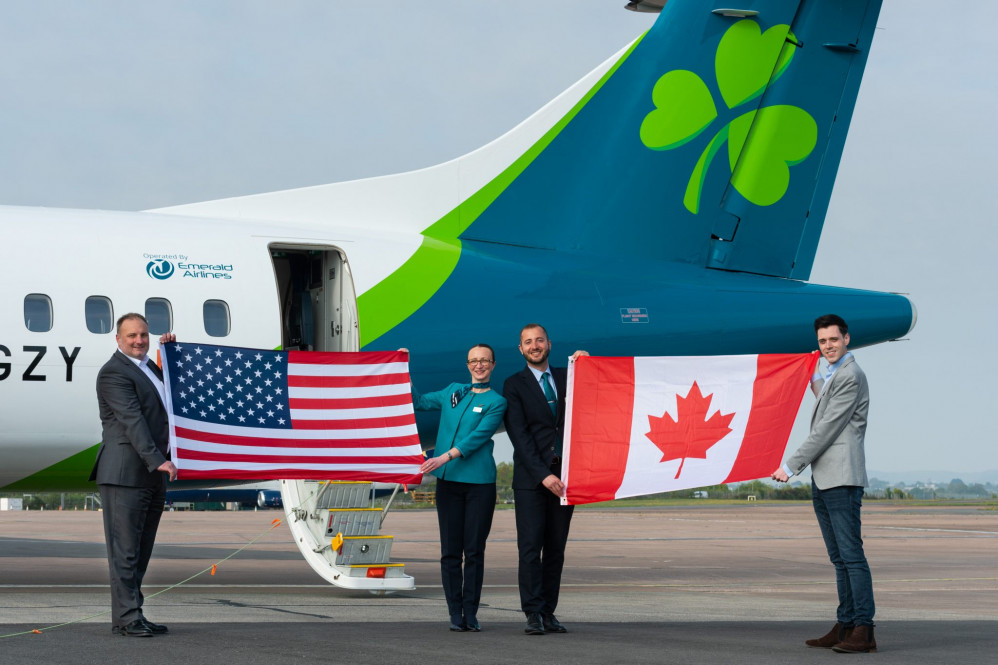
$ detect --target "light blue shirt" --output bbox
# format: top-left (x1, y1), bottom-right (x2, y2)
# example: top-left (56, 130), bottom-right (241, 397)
top-left (526, 364), bottom-right (557, 400)
top-left (824, 351), bottom-right (853, 380)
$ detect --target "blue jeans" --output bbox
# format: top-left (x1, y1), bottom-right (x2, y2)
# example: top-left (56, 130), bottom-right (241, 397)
top-left (811, 482), bottom-right (875, 626)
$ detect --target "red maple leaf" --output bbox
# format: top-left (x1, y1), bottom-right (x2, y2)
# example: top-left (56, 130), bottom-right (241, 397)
top-left (645, 382), bottom-right (735, 479)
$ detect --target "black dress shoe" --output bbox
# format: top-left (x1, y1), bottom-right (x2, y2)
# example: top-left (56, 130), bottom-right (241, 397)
top-left (116, 619), bottom-right (153, 637)
top-left (140, 618), bottom-right (169, 634)
top-left (449, 613), bottom-right (467, 632)
top-left (524, 613), bottom-right (545, 635)
top-left (542, 614), bottom-right (567, 633)
top-left (465, 617), bottom-right (481, 632)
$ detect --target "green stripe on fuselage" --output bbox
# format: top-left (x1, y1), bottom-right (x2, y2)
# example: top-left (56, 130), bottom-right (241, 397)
top-left (1, 444), bottom-right (100, 492)
top-left (356, 34), bottom-right (646, 347)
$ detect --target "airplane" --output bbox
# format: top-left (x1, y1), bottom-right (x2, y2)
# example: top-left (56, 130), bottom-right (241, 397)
top-left (163, 481), bottom-right (284, 510)
top-left (0, 0), bottom-right (912, 590)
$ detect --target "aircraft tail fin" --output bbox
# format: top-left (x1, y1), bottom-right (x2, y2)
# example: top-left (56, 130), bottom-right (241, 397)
top-left (460, 0), bottom-right (884, 280)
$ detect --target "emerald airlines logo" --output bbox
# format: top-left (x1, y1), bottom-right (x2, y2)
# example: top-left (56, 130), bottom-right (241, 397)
top-left (143, 253), bottom-right (234, 280)
top-left (639, 19), bottom-right (817, 214)
top-left (146, 259), bottom-right (175, 280)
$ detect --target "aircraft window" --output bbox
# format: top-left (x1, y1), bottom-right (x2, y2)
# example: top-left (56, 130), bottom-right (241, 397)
top-left (85, 296), bottom-right (114, 334)
top-left (24, 294), bottom-right (53, 332)
top-left (203, 300), bottom-right (230, 337)
top-left (144, 298), bottom-right (173, 335)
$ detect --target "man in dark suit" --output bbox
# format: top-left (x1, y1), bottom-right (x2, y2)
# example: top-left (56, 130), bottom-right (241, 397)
top-left (502, 323), bottom-right (586, 635)
top-left (772, 314), bottom-right (876, 653)
top-left (90, 313), bottom-right (177, 637)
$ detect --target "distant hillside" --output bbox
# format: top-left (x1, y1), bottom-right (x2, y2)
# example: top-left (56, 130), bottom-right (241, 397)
top-left (868, 469), bottom-right (998, 485)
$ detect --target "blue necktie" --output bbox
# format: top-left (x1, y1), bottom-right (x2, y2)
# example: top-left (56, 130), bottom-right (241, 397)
top-left (541, 372), bottom-right (563, 457)
top-left (541, 372), bottom-right (557, 417)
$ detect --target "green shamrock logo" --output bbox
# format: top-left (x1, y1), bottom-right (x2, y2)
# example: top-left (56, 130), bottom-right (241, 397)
top-left (640, 19), bottom-right (818, 214)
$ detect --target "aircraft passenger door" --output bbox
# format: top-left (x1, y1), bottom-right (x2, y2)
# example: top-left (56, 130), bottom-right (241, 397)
top-left (318, 250), bottom-right (359, 352)
top-left (334, 259), bottom-right (359, 352)
top-left (269, 245), bottom-right (359, 353)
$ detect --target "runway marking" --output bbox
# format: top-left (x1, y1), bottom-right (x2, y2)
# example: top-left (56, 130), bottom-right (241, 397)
top-left (548, 577), bottom-right (998, 589)
top-left (4, 577), bottom-right (995, 591)
top-left (0, 584), bottom-right (333, 589)
top-left (872, 526), bottom-right (998, 535)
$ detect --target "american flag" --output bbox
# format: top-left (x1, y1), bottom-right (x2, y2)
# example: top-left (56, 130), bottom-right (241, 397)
top-left (160, 343), bottom-right (424, 483)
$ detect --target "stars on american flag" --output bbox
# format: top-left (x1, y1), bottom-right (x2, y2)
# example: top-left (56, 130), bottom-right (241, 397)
top-left (166, 343), bottom-right (292, 429)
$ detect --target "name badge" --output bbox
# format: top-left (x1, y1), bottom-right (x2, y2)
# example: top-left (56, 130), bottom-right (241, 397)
top-left (473, 406), bottom-right (483, 413)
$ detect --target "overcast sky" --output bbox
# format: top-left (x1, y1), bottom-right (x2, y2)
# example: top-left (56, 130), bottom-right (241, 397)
top-left (1, 1), bottom-right (994, 480)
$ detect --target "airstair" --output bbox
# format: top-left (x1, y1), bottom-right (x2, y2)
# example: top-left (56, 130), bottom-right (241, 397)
top-left (280, 480), bottom-right (414, 592)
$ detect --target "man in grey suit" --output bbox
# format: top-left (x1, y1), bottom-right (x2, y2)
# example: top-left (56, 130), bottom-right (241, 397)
top-left (772, 314), bottom-right (876, 654)
top-left (90, 313), bottom-right (177, 637)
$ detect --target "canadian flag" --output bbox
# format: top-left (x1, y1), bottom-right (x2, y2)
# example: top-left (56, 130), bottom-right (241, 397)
top-left (562, 353), bottom-right (818, 505)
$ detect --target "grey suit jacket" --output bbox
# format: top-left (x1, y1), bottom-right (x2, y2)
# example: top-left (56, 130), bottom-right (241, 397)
top-left (786, 355), bottom-right (869, 490)
top-left (89, 351), bottom-right (170, 487)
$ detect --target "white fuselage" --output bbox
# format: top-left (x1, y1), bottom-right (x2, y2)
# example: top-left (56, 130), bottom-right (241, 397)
top-left (0, 204), bottom-right (418, 488)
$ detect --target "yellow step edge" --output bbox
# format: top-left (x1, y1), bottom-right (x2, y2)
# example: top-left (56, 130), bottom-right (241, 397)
top-left (313, 481), bottom-right (371, 485)
top-left (340, 535), bottom-right (393, 540)
top-left (346, 563), bottom-right (405, 569)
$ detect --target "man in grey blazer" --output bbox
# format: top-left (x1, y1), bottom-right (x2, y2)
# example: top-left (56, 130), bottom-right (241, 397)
top-left (772, 314), bottom-right (876, 653)
top-left (90, 313), bottom-right (177, 637)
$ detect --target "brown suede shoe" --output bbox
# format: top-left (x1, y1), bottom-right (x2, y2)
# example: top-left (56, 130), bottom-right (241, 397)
top-left (832, 624), bottom-right (877, 653)
top-left (805, 622), bottom-right (851, 649)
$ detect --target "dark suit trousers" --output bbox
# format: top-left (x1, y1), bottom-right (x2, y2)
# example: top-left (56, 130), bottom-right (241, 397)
top-left (99, 481), bottom-right (166, 626)
top-left (435, 478), bottom-right (496, 620)
top-left (513, 481), bottom-right (574, 616)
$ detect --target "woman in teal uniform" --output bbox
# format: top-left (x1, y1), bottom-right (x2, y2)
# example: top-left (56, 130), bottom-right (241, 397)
top-left (411, 343), bottom-right (507, 632)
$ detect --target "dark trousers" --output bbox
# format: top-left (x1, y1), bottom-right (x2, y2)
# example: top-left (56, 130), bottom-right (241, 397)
top-left (513, 484), bottom-right (574, 616)
top-left (435, 478), bottom-right (496, 621)
top-left (812, 482), bottom-right (875, 626)
top-left (98, 482), bottom-right (166, 627)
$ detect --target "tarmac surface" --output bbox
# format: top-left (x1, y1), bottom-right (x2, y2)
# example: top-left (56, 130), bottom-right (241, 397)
top-left (1, 502), bottom-right (996, 664)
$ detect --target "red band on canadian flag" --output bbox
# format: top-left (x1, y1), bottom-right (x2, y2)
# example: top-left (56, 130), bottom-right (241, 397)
top-left (563, 356), bottom-right (635, 505)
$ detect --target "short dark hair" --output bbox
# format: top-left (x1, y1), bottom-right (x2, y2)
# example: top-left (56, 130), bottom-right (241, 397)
top-left (116, 312), bottom-right (148, 335)
top-left (519, 323), bottom-right (548, 339)
top-left (813, 314), bottom-right (848, 335)
top-left (468, 343), bottom-right (496, 362)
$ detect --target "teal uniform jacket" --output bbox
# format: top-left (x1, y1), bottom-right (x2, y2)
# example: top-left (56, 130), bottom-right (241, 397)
top-left (412, 383), bottom-right (507, 485)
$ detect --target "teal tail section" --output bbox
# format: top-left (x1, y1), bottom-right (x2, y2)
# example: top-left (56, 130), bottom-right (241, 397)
top-left (463, 0), bottom-right (883, 280)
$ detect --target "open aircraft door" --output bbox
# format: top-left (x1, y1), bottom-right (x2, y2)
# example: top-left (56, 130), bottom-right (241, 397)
top-left (269, 245), bottom-right (414, 592)
top-left (270, 246), bottom-right (358, 353)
